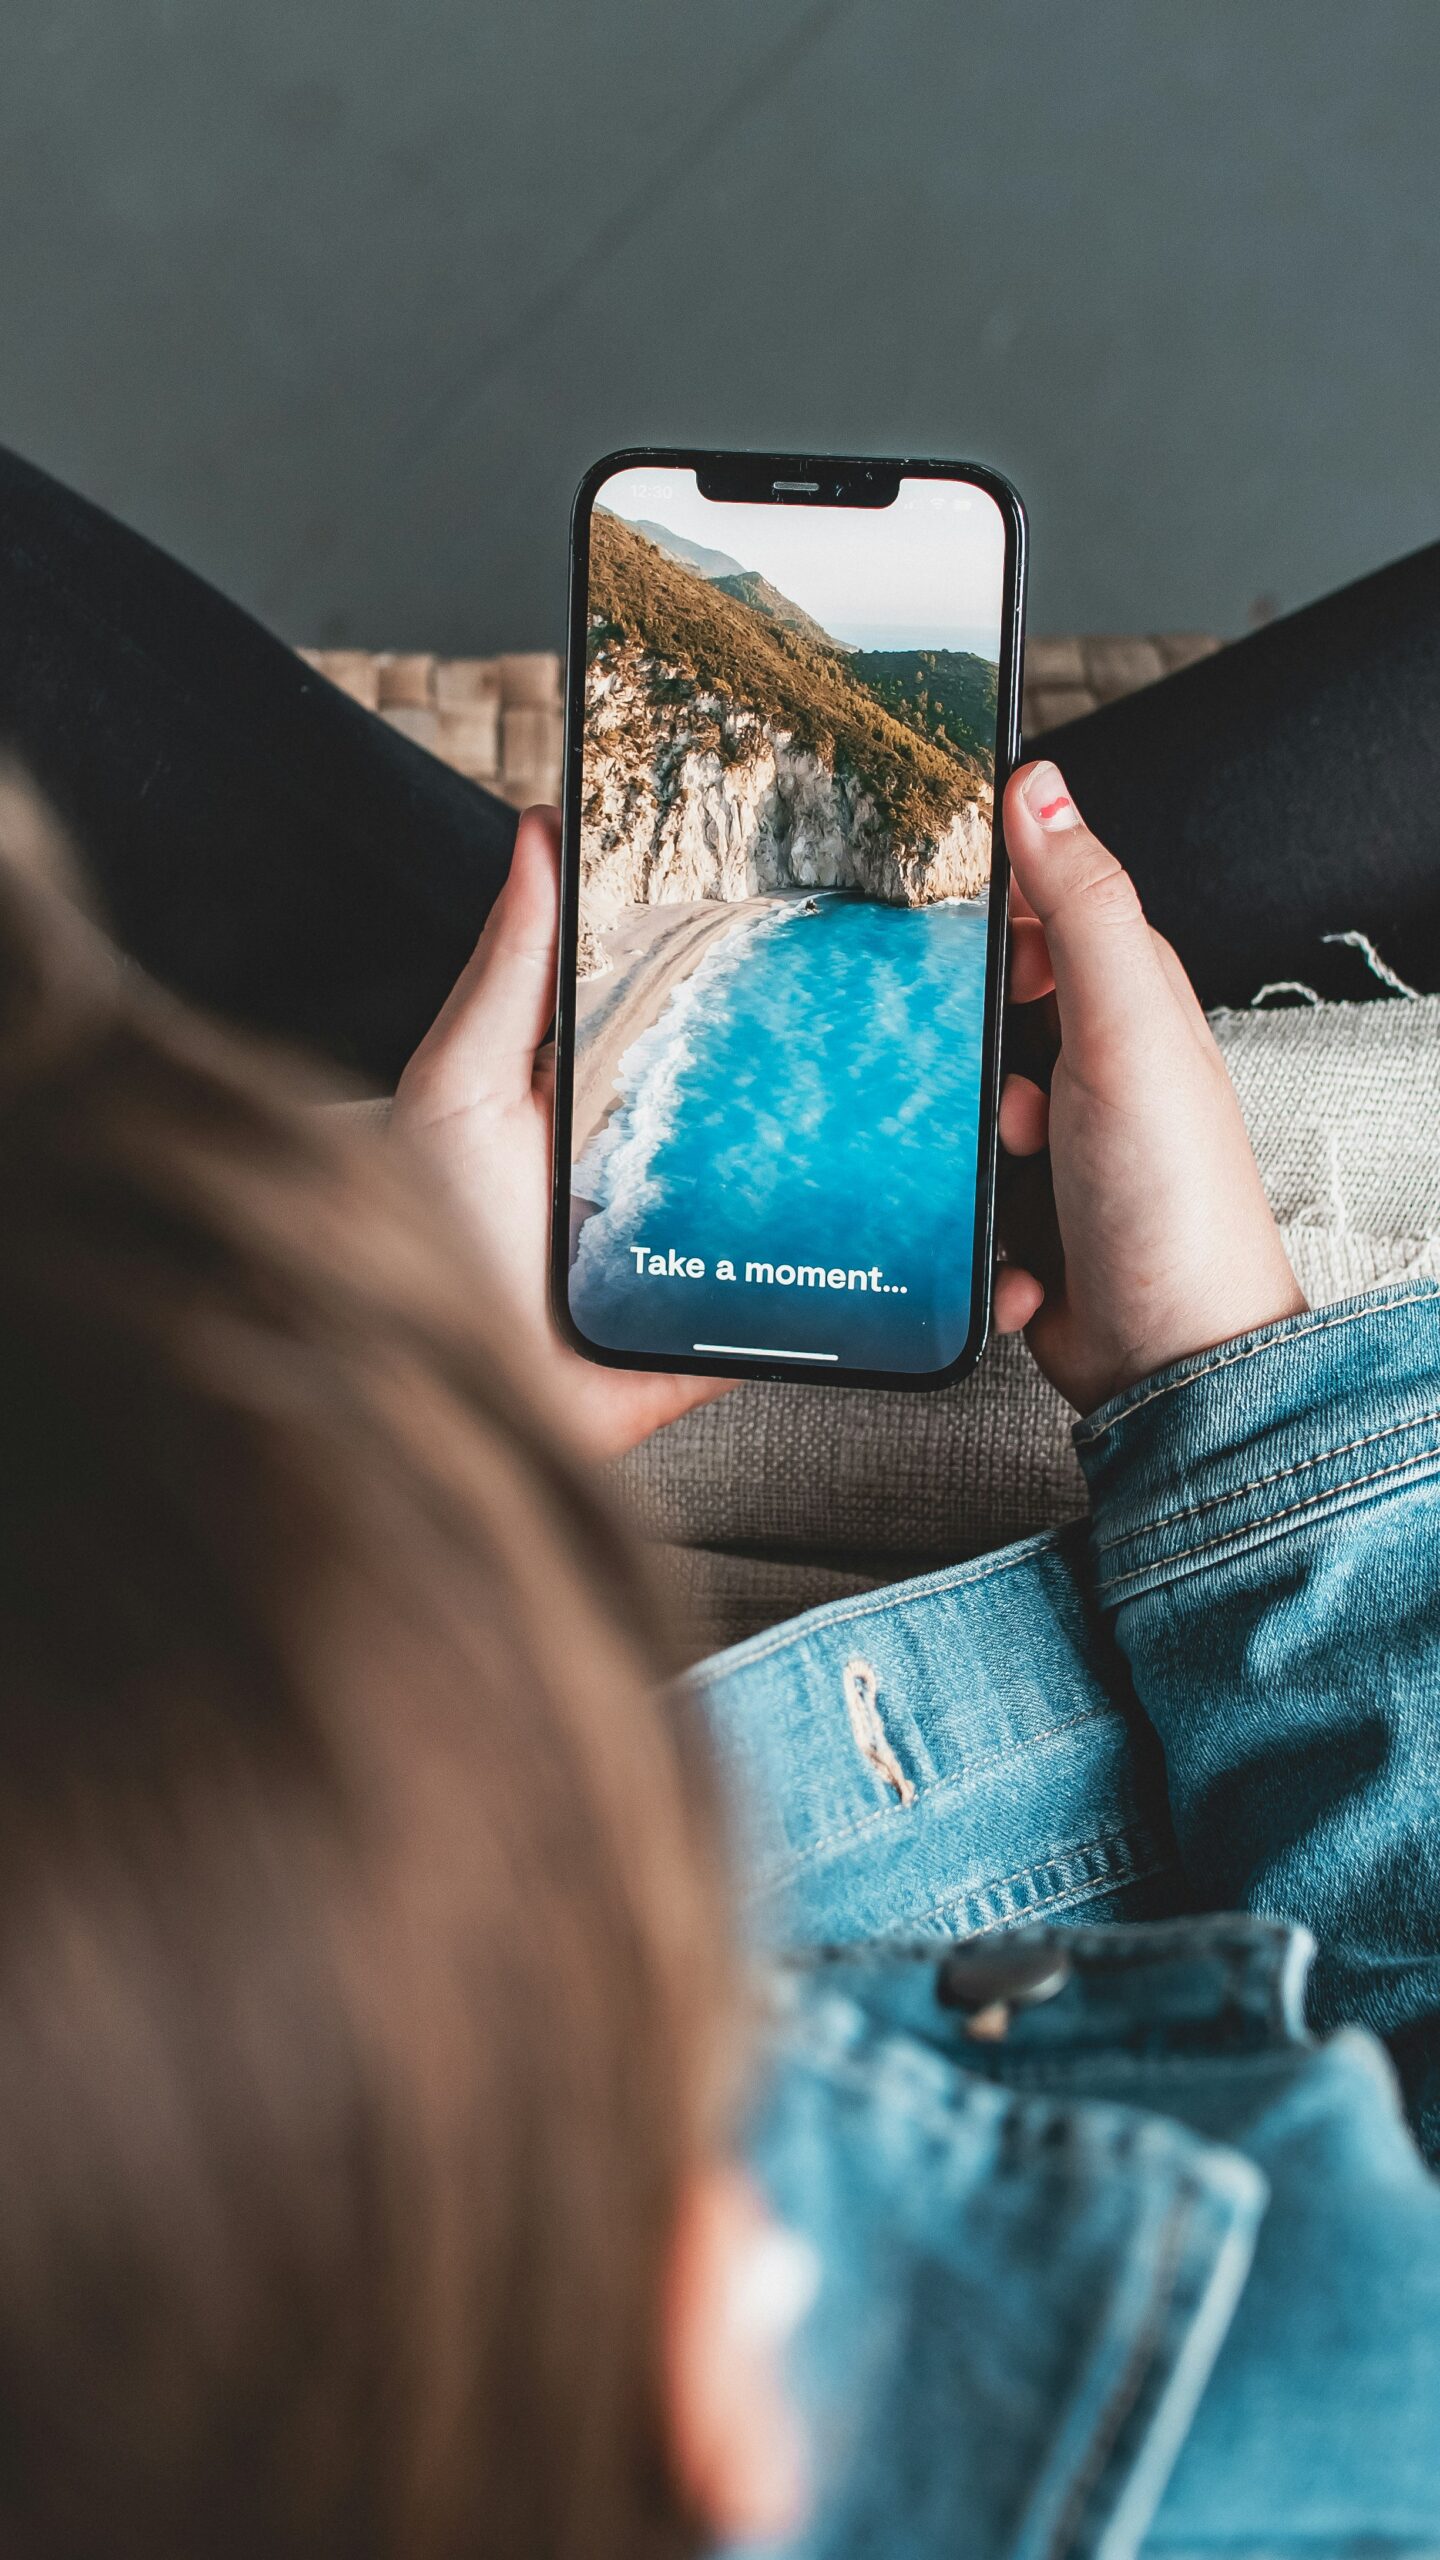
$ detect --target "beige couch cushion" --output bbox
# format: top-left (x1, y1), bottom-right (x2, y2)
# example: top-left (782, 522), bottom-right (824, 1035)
top-left (612, 994), bottom-right (1440, 1659)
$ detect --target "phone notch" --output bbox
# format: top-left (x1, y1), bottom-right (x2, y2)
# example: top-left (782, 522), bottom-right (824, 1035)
top-left (694, 456), bottom-right (900, 508)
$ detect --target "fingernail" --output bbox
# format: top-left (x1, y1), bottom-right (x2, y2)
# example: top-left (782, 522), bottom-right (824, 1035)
top-left (1022, 762), bottom-right (1081, 832)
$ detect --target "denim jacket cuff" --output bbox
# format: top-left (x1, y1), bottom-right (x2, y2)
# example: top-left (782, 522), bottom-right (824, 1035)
top-left (1073, 1279), bottom-right (1440, 1608)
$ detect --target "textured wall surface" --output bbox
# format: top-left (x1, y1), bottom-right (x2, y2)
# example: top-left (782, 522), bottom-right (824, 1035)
top-left (2, 0), bottom-right (1437, 651)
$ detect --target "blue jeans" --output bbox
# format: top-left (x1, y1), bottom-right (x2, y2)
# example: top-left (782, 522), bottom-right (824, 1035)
top-left (690, 1282), bottom-right (1440, 2557)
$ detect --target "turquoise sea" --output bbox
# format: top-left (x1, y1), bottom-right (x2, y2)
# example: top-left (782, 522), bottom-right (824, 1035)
top-left (569, 896), bottom-right (989, 1374)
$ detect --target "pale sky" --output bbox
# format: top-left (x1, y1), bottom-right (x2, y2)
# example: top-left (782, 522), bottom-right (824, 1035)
top-left (595, 465), bottom-right (1006, 657)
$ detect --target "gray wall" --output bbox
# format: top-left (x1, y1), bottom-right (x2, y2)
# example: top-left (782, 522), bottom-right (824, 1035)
top-left (3, 0), bottom-right (1438, 653)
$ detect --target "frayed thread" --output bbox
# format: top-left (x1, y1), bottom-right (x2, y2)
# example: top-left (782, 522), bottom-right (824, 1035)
top-left (1320, 930), bottom-right (1423, 1000)
top-left (1250, 979), bottom-right (1322, 1009)
top-left (1250, 929), bottom-right (1426, 1010)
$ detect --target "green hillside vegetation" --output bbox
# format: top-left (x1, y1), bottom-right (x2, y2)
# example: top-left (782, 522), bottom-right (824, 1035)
top-left (849, 649), bottom-right (998, 771)
top-left (588, 509), bottom-right (984, 841)
top-left (708, 568), bottom-right (849, 654)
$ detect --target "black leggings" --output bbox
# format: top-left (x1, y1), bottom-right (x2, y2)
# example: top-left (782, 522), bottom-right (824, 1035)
top-left (3, 443), bottom-right (1438, 1087)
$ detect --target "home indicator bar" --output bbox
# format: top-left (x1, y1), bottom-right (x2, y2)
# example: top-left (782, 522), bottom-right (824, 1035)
top-left (692, 1343), bottom-right (839, 1362)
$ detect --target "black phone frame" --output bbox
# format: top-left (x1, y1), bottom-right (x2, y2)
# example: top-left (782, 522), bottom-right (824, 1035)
top-left (550, 446), bottom-right (1028, 1394)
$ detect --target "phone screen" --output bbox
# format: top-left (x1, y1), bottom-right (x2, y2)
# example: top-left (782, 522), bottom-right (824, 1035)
top-left (556, 454), bottom-right (1022, 1385)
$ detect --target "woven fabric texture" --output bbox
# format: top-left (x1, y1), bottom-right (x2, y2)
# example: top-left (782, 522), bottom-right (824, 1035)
top-left (1019, 631), bottom-right (1221, 737)
top-left (299, 647), bottom-right (565, 809)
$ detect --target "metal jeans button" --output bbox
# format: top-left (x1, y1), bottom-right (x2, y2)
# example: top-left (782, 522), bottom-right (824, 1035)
top-left (936, 1934), bottom-right (1074, 2041)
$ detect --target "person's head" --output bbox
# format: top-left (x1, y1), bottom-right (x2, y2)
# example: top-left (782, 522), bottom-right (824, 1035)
top-left (0, 805), bottom-right (801, 2559)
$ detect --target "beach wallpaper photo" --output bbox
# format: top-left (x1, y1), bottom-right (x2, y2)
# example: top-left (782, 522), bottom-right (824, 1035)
top-left (567, 464), bottom-right (1007, 1374)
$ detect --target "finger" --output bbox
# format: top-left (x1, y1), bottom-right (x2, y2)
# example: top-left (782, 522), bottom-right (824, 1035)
top-left (1008, 914), bottom-right (1055, 1007)
top-left (1003, 762), bottom-right (1168, 1044)
top-left (1008, 867), bottom-right (1040, 924)
top-left (1002, 987), bottom-right (1059, 1093)
top-left (403, 806), bottom-right (561, 1107)
top-left (996, 1147), bottom-right (1065, 1296)
top-left (570, 1364), bottom-right (738, 1460)
top-left (993, 1263), bottom-right (1045, 1332)
top-left (999, 1072), bottom-right (1049, 1157)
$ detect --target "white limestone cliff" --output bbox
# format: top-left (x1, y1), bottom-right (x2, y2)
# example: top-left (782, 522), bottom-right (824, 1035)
top-left (579, 643), bottom-right (991, 970)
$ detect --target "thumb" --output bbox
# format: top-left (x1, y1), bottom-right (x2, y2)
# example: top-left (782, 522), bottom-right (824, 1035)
top-left (400, 804), bottom-right (561, 1108)
top-left (1003, 761), bottom-right (1167, 1046)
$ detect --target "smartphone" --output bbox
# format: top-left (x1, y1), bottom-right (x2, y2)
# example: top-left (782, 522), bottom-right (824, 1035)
top-left (551, 448), bottom-right (1026, 1391)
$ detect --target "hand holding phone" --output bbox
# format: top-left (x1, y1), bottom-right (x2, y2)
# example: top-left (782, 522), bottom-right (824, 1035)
top-left (395, 770), bottom-right (1302, 1447)
top-left (997, 762), bottom-right (1305, 1413)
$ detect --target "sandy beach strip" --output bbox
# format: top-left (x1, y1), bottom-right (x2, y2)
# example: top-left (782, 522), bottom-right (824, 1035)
top-left (571, 894), bottom-right (803, 1160)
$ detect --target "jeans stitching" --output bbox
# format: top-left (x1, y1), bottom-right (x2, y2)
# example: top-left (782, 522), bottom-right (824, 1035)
top-left (746, 1704), bottom-right (1125, 1885)
top-left (1096, 1440), bottom-right (1440, 1597)
top-left (1074, 1286), bottom-right (1440, 1446)
top-left (780, 1848), bottom-right (1171, 1955)
top-left (687, 1530), bottom-right (1074, 1685)
top-left (901, 1831), bottom-right (1171, 1933)
top-left (1091, 1405), bottom-right (1440, 1552)
top-left (792, 1914), bottom-right (1271, 1973)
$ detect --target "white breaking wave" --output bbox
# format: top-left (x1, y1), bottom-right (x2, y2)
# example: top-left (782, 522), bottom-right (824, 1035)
top-left (571, 908), bottom-right (792, 1294)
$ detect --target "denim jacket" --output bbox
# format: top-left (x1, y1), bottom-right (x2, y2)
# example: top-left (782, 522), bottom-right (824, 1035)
top-left (691, 1282), bottom-right (1440, 2558)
